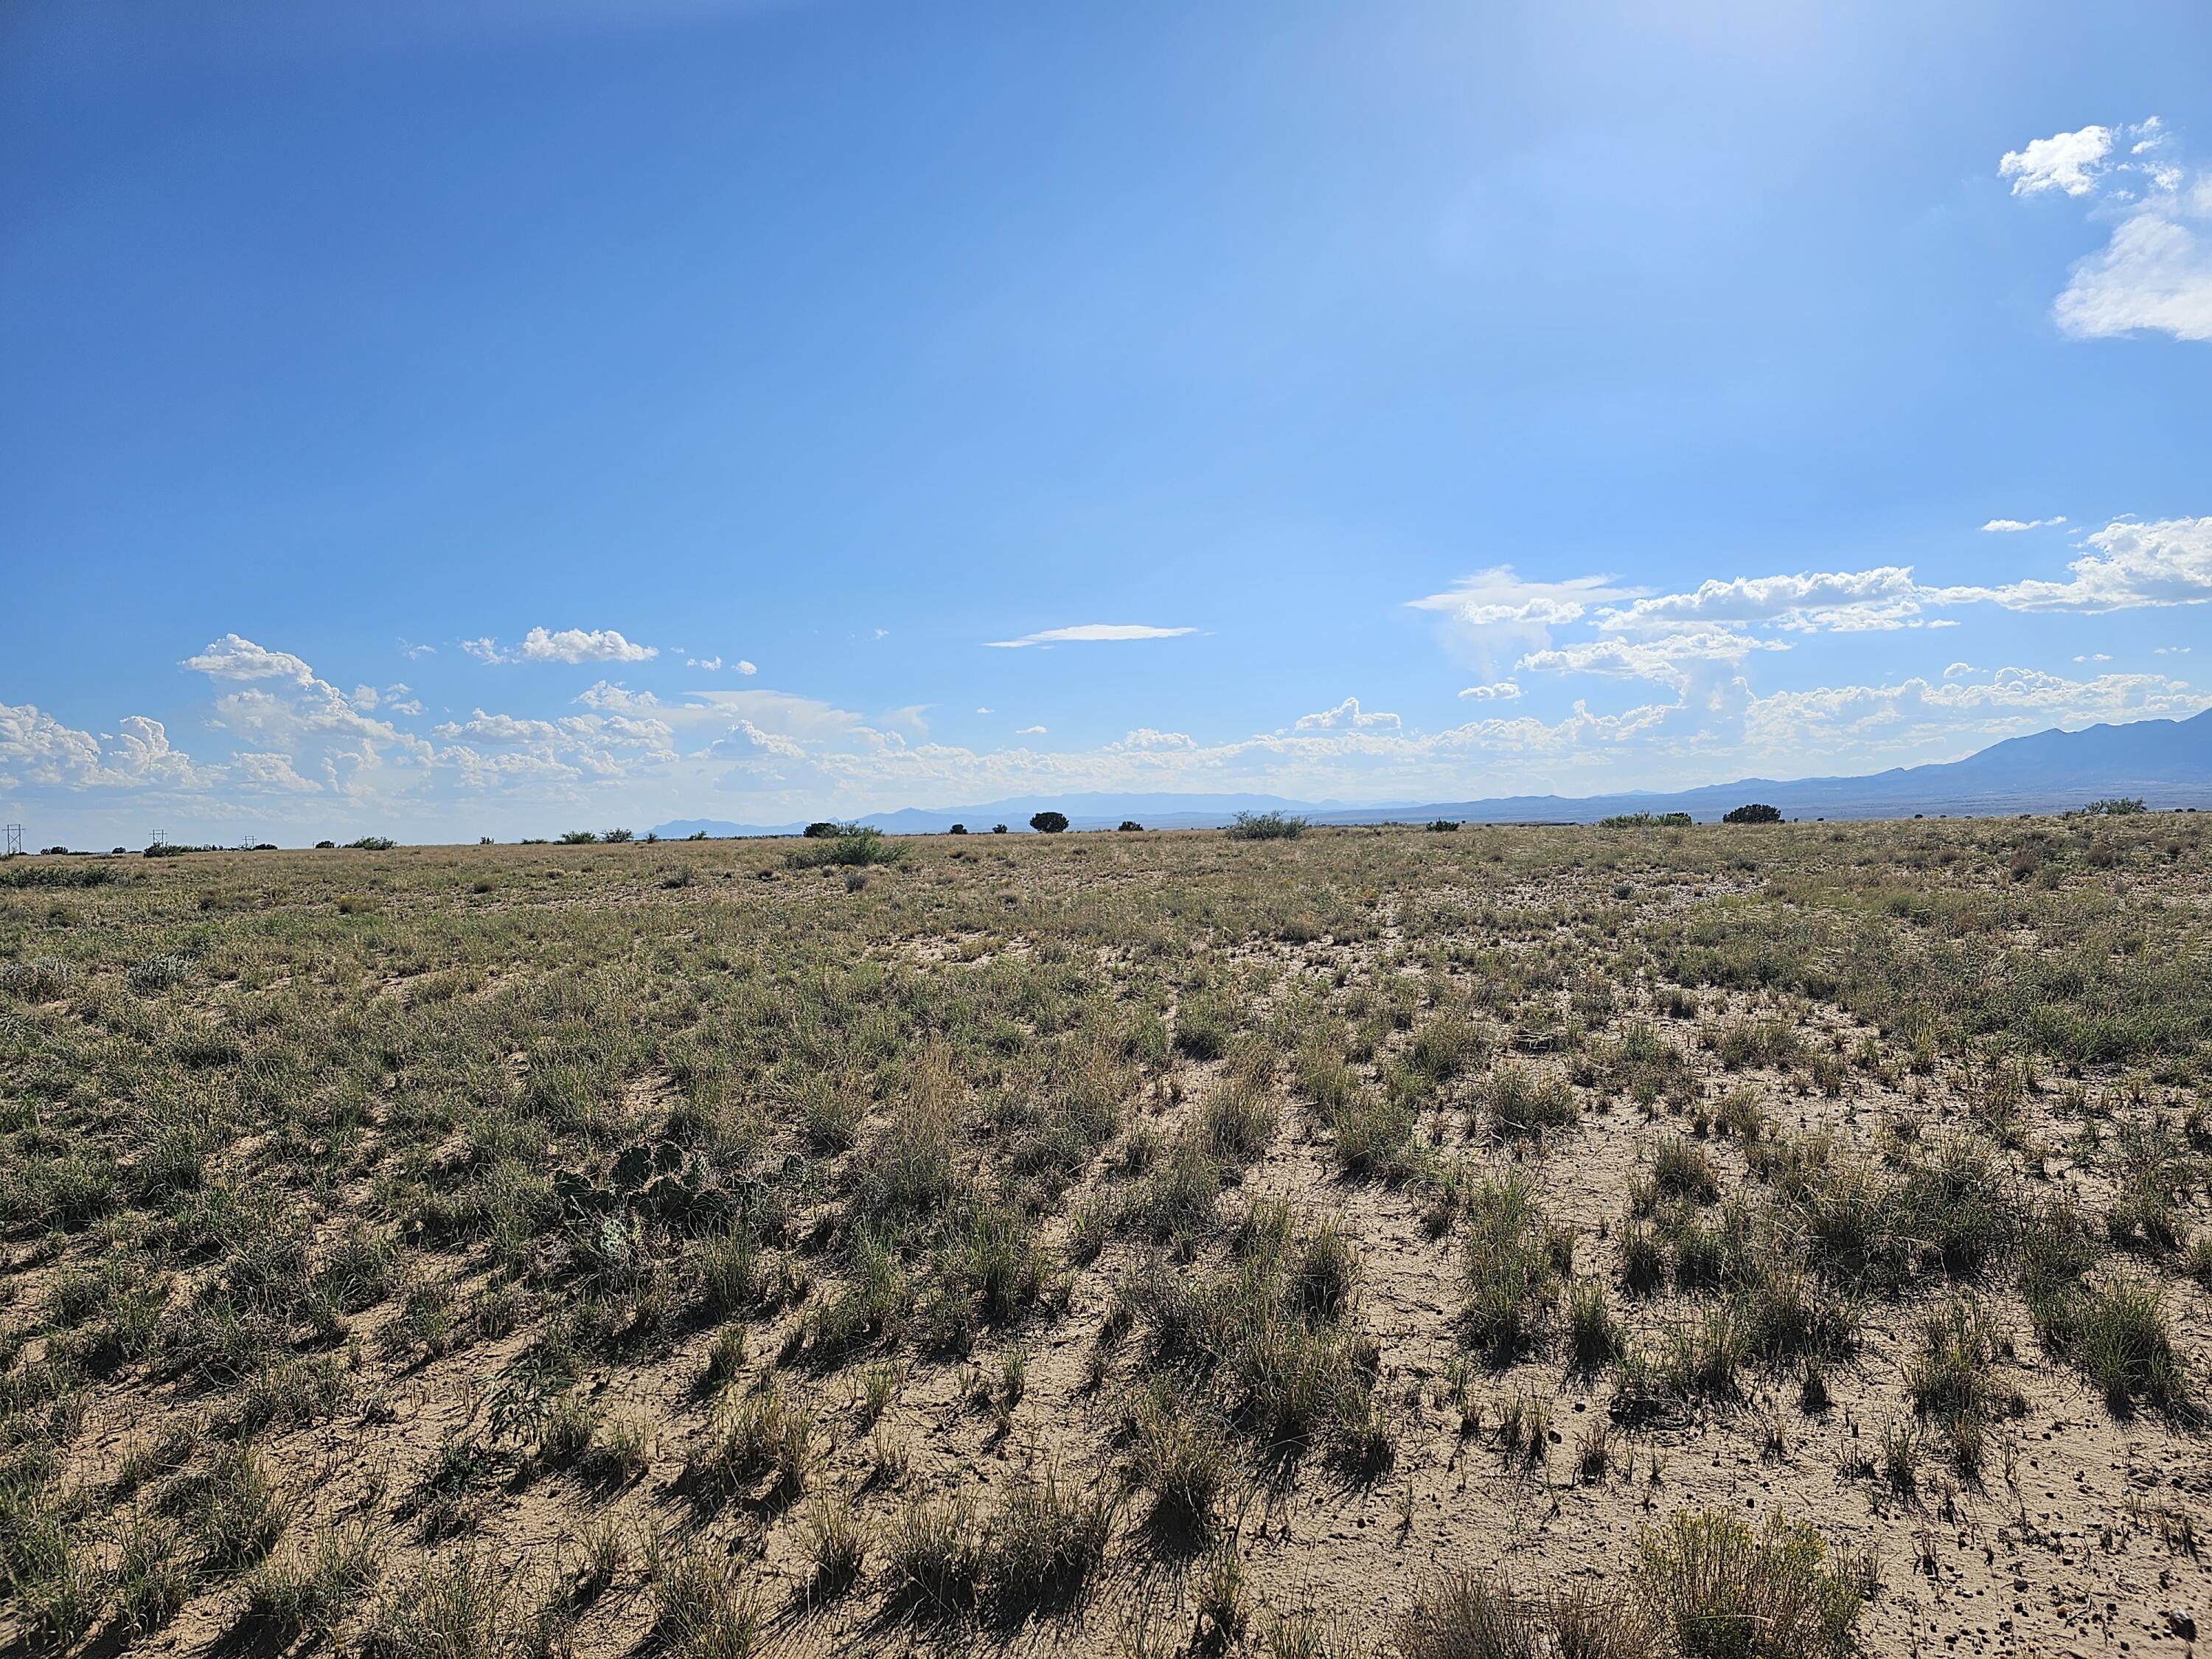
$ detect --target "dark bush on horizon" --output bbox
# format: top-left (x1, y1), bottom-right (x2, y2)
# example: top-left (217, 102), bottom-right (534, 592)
top-left (1029, 811), bottom-right (1070, 835)
top-left (1601, 811), bottom-right (1693, 829)
top-left (992, 824), bottom-right (1008, 834)
top-left (601, 828), bottom-right (634, 843)
top-left (1225, 810), bottom-right (1306, 841)
top-left (1722, 804), bottom-right (1782, 825)
top-left (560, 830), bottom-right (598, 844)
top-left (948, 823), bottom-right (967, 835)
top-left (348, 835), bottom-right (398, 850)
top-left (1117, 821), bottom-right (1144, 832)
top-left (804, 821), bottom-right (843, 838)
top-left (2079, 797), bottom-right (2146, 817)
top-left (1427, 820), bottom-right (1458, 832)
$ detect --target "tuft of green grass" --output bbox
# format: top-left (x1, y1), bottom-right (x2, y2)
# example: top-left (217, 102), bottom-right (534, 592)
top-left (1461, 1170), bottom-right (1568, 1357)
top-left (886, 1489), bottom-right (984, 1611)
top-left (1636, 1509), bottom-right (1869, 1659)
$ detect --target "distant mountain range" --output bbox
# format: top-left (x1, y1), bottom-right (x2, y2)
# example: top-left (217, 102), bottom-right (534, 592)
top-left (653, 708), bottom-right (2212, 838)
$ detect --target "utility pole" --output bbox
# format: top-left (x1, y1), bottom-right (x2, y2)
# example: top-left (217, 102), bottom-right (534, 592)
top-left (3, 826), bottom-right (21, 858)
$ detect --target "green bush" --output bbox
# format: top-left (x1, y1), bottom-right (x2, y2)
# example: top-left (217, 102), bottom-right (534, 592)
top-left (1721, 804), bottom-right (1781, 825)
top-left (787, 827), bottom-right (905, 869)
top-left (1029, 811), bottom-right (1070, 834)
top-left (1638, 1509), bottom-right (1868, 1659)
top-left (1225, 811), bottom-right (1307, 841)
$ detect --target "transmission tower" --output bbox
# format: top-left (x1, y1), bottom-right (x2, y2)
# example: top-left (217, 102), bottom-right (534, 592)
top-left (3, 826), bottom-right (21, 858)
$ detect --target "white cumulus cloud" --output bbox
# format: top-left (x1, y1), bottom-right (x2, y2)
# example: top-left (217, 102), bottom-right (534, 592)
top-left (1293, 698), bottom-right (1402, 732)
top-left (2000, 125), bottom-right (2114, 196)
top-left (2003, 119), bottom-right (2212, 343)
top-left (466, 627), bottom-right (658, 665)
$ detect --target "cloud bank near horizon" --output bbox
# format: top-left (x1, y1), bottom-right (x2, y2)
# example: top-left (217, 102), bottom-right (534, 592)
top-left (6, 514), bottom-right (2207, 843)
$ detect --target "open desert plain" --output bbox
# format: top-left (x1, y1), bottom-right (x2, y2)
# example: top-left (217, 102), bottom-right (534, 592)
top-left (1, 814), bottom-right (2208, 1659)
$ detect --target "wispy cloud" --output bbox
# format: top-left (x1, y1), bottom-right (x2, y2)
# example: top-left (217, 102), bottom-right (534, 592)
top-left (985, 624), bottom-right (1198, 649)
top-left (1982, 516), bottom-right (2065, 532)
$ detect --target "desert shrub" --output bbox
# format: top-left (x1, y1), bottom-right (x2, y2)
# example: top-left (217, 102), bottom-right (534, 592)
top-left (1636, 1509), bottom-right (1868, 1659)
top-left (1905, 1296), bottom-right (1999, 1459)
top-left (0, 861), bottom-right (117, 888)
top-left (651, 1551), bottom-right (762, 1658)
top-left (112, 1514), bottom-right (194, 1635)
top-left (1225, 811), bottom-right (1307, 841)
top-left (990, 1462), bottom-right (1118, 1607)
top-left (1461, 1171), bottom-right (1568, 1356)
top-left (691, 1380), bottom-right (814, 1500)
top-left (1124, 1135), bottom-right (1222, 1239)
top-left (1200, 1080), bottom-right (1279, 1164)
top-left (887, 1489), bottom-right (984, 1610)
top-left (130, 953), bottom-right (192, 991)
top-left (1483, 1064), bottom-right (1577, 1139)
top-left (249, 1523), bottom-right (385, 1641)
top-left (1175, 993), bottom-right (1235, 1060)
top-left (1721, 804), bottom-right (1782, 825)
top-left (1412, 1014), bottom-right (1487, 1082)
top-left (1650, 1136), bottom-right (1720, 1203)
top-left (1327, 1091), bottom-right (1422, 1180)
top-left (1394, 1570), bottom-right (1542, 1659)
top-left (347, 835), bottom-right (397, 850)
top-left (1126, 1383), bottom-right (1231, 1530)
top-left (788, 827), bottom-right (904, 868)
top-left (1118, 820), bottom-right (1144, 832)
top-left (2079, 797), bottom-right (2146, 816)
top-left (2066, 1276), bottom-right (2188, 1412)
top-left (1566, 1277), bottom-right (1623, 1370)
top-left (176, 1443), bottom-right (289, 1569)
top-left (1896, 1136), bottom-right (2015, 1278)
top-left (0, 957), bottom-right (72, 1001)
top-left (1029, 811), bottom-right (1070, 835)
top-left (1397, 1571), bottom-right (1658, 1659)
top-left (1711, 1016), bottom-right (1801, 1072)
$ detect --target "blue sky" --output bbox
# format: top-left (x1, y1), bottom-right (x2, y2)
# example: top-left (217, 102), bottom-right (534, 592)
top-left (3, 0), bottom-right (2209, 844)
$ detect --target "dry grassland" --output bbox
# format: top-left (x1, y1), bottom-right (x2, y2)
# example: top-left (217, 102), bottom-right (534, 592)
top-left (2, 814), bottom-right (2209, 1658)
